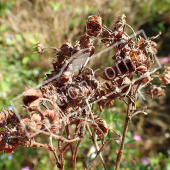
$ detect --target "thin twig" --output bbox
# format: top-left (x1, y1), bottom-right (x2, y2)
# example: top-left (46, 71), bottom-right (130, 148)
top-left (115, 84), bottom-right (139, 170)
top-left (65, 125), bottom-right (75, 170)
top-left (85, 138), bottom-right (113, 170)
top-left (31, 141), bottom-right (61, 169)
top-left (58, 126), bottom-right (65, 170)
top-left (86, 123), bottom-right (107, 170)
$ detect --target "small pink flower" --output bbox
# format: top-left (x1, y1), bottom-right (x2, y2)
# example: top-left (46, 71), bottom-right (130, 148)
top-left (133, 135), bottom-right (142, 141)
top-left (21, 166), bottom-right (30, 170)
top-left (141, 157), bottom-right (149, 165)
top-left (115, 139), bottom-right (120, 143)
top-left (161, 57), bottom-right (169, 65)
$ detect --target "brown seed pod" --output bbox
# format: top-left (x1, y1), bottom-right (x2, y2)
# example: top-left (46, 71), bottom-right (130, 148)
top-left (17, 118), bottom-right (29, 136)
top-left (103, 58), bottom-right (136, 80)
top-left (77, 35), bottom-right (95, 56)
top-left (86, 14), bottom-right (102, 37)
top-left (52, 51), bottom-right (66, 69)
top-left (59, 71), bottom-right (73, 85)
top-left (28, 99), bottom-right (41, 112)
top-left (0, 109), bottom-right (18, 127)
top-left (149, 85), bottom-right (165, 98)
top-left (60, 42), bottom-right (73, 57)
top-left (79, 35), bottom-right (92, 48)
top-left (17, 117), bottom-right (41, 137)
top-left (72, 43), bottom-right (81, 56)
top-left (41, 84), bottom-right (57, 99)
top-left (113, 14), bottom-right (126, 32)
top-left (93, 118), bottom-right (108, 140)
top-left (55, 92), bottom-right (68, 109)
top-left (0, 131), bottom-right (6, 151)
top-left (43, 110), bottom-right (61, 133)
top-left (90, 79), bottom-right (100, 89)
top-left (117, 58), bottom-right (136, 75)
top-left (136, 65), bottom-right (147, 73)
top-left (4, 145), bottom-right (16, 155)
top-left (67, 86), bottom-right (81, 100)
top-left (113, 31), bottom-right (122, 39)
top-left (23, 88), bottom-right (42, 111)
top-left (101, 26), bottom-right (114, 44)
top-left (3, 135), bottom-right (20, 155)
top-left (31, 113), bottom-right (41, 123)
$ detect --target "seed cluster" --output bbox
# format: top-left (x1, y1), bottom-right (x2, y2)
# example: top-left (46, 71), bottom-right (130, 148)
top-left (0, 14), bottom-right (169, 169)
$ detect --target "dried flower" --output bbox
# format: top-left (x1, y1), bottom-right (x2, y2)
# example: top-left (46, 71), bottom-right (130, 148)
top-left (149, 85), bottom-right (165, 98)
top-left (160, 66), bottom-right (170, 84)
top-left (86, 14), bottom-right (102, 37)
top-left (34, 43), bottom-right (44, 54)
top-left (43, 110), bottom-right (61, 133)
top-left (23, 88), bottom-right (42, 111)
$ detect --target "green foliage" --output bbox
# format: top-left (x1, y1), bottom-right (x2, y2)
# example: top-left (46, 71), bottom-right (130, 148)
top-left (0, 23), bottom-right (43, 110)
top-left (0, 0), bottom-right (15, 17)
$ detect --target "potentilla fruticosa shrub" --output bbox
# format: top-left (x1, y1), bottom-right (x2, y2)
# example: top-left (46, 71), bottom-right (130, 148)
top-left (0, 14), bottom-right (170, 170)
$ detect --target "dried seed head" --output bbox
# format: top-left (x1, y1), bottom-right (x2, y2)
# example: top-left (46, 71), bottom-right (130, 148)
top-left (23, 88), bottom-right (42, 111)
top-left (82, 68), bottom-right (94, 76)
top-left (17, 118), bottom-right (29, 135)
top-left (59, 71), bottom-right (73, 85)
top-left (43, 110), bottom-right (61, 133)
top-left (31, 113), bottom-right (41, 123)
top-left (4, 145), bottom-right (16, 155)
top-left (149, 85), bottom-right (165, 98)
top-left (114, 14), bottom-right (126, 32)
top-left (60, 42), bottom-right (73, 57)
top-left (136, 65), bottom-right (147, 73)
top-left (34, 43), bottom-right (44, 54)
top-left (160, 67), bottom-right (170, 84)
top-left (0, 109), bottom-right (18, 127)
top-left (0, 131), bottom-right (6, 151)
top-left (3, 135), bottom-right (20, 155)
top-left (94, 118), bottom-right (108, 140)
top-left (86, 14), bottom-right (102, 37)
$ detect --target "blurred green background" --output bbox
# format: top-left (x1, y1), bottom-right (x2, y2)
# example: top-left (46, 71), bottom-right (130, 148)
top-left (0, 0), bottom-right (170, 169)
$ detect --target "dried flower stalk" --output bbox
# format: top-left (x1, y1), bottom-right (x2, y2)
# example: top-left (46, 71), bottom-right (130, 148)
top-left (0, 14), bottom-right (168, 170)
